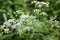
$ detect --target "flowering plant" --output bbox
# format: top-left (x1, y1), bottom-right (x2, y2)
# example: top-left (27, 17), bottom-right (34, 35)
top-left (0, 0), bottom-right (60, 40)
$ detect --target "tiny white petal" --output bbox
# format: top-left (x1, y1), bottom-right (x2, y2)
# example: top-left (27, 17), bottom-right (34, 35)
top-left (4, 28), bottom-right (9, 33)
top-left (11, 25), bottom-right (17, 29)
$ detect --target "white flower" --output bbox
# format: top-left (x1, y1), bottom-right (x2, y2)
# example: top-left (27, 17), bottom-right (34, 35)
top-left (36, 2), bottom-right (40, 5)
top-left (16, 22), bottom-right (22, 26)
top-left (3, 21), bottom-right (11, 27)
top-left (54, 20), bottom-right (59, 23)
top-left (38, 5), bottom-right (42, 8)
top-left (4, 22), bottom-right (10, 26)
top-left (3, 28), bottom-right (9, 33)
top-left (47, 2), bottom-right (50, 4)
top-left (32, 1), bottom-right (49, 8)
top-left (57, 26), bottom-right (60, 28)
top-left (36, 1), bottom-right (49, 7)
top-left (20, 14), bottom-right (29, 19)
top-left (20, 15), bottom-right (27, 22)
top-left (16, 10), bottom-right (20, 13)
top-left (45, 4), bottom-right (49, 7)
top-left (51, 20), bottom-right (60, 28)
top-left (16, 10), bottom-right (24, 14)
top-left (11, 25), bottom-right (17, 29)
top-left (40, 2), bottom-right (46, 4)
top-left (8, 19), bottom-right (14, 22)
top-left (23, 26), bottom-right (31, 31)
top-left (33, 9), bottom-right (41, 13)
top-left (40, 2), bottom-right (49, 7)
top-left (31, 1), bottom-right (37, 4)
top-left (40, 12), bottom-right (48, 16)
top-left (3, 19), bottom-right (16, 28)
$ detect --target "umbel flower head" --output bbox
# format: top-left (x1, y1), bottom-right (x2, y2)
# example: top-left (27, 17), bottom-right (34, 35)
top-left (31, 1), bottom-right (49, 8)
top-left (2, 19), bottom-right (16, 28)
top-left (2, 19), bottom-right (17, 33)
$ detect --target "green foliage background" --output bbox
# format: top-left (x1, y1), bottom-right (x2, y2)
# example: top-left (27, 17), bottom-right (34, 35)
top-left (0, 0), bottom-right (60, 40)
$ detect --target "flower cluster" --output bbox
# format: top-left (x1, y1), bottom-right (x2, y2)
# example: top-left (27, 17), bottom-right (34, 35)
top-left (33, 9), bottom-right (48, 17)
top-left (2, 19), bottom-right (17, 33)
top-left (31, 1), bottom-right (49, 8)
top-left (20, 14), bottom-right (36, 22)
top-left (1, 14), bottom-right (36, 34)
top-left (33, 9), bottom-right (41, 13)
top-left (16, 10), bottom-right (24, 14)
top-left (50, 20), bottom-right (60, 28)
top-left (40, 12), bottom-right (48, 16)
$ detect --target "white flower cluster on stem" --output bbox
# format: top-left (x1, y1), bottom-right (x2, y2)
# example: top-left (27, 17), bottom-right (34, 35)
top-left (2, 19), bottom-right (18, 33)
top-left (31, 1), bottom-right (49, 8)
top-left (51, 20), bottom-right (60, 28)
top-left (20, 14), bottom-right (36, 22)
top-left (2, 14), bottom-right (36, 34)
